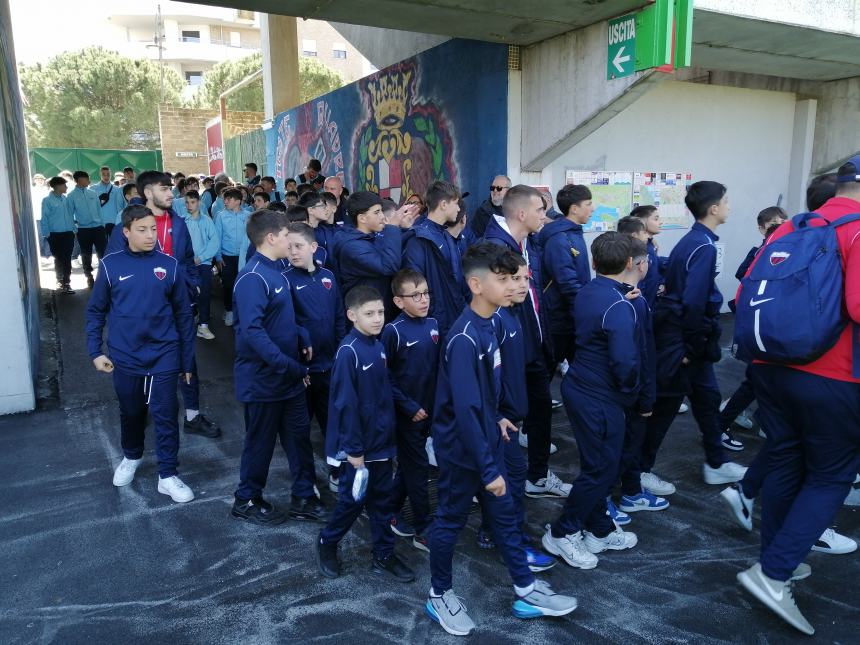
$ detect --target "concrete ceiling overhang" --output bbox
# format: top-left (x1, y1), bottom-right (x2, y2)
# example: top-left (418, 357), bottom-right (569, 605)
top-left (186, 0), bottom-right (652, 45)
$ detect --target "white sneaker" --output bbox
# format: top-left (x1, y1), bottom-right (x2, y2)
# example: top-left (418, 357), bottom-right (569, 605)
top-left (223, 311), bottom-right (234, 327)
top-left (518, 431), bottom-right (528, 448)
top-left (525, 471), bottom-right (571, 498)
top-left (583, 527), bottom-right (638, 553)
top-left (112, 457), bottom-right (142, 487)
top-left (425, 436), bottom-right (437, 467)
top-left (549, 442), bottom-right (558, 455)
top-left (559, 359), bottom-right (570, 376)
top-left (157, 475), bottom-right (195, 503)
top-left (703, 461), bottom-right (747, 485)
top-left (720, 484), bottom-right (754, 532)
top-left (640, 471), bottom-right (676, 496)
top-left (678, 402), bottom-right (689, 414)
top-left (541, 526), bottom-right (598, 569)
top-left (196, 324), bottom-right (215, 340)
top-left (811, 528), bottom-right (858, 554)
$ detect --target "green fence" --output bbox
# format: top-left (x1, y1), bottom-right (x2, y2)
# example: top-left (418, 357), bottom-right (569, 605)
top-left (224, 129), bottom-right (266, 182)
top-left (28, 148), bottom-right (163, 179)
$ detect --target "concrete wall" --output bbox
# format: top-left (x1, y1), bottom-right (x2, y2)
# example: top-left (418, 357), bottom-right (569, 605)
top-left (328, 22), bottom-right (449, 70)
top-left (540, 81), bottom-right (799, 304)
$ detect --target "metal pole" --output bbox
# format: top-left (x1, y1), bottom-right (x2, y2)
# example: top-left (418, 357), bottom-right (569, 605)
top-left (157, 4), bottom-right (164, 102)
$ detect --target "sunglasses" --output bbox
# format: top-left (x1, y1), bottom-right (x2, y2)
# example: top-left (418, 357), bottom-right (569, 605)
top-left (490, 185), bottom-right (507, 192)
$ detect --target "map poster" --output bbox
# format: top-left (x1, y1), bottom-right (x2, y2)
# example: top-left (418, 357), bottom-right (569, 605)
top-left (632, 172), bottom-right (694, 230)
top-left (564, 170), bottom-right (634, 232)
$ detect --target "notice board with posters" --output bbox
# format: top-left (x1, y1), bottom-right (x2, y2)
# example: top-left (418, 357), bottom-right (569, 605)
top-left (565, 169), bottom-right (693, 232)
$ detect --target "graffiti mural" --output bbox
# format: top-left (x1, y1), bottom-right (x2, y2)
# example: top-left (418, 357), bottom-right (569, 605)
top-left (268, 39), bottom-right (508, 215)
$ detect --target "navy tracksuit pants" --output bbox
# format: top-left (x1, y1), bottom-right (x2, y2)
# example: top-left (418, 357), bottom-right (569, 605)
top-left (393, 417), bottom-right (431, 534)
top-left (719, 365), bottom-right (755, 432)
top-left (235, 393), bottom-right (316, 501)
top-left (429, 458), bottom-right (534, 593)
top-left (113, 369), bottom-right (180, 478)
top-left (319, 460), bottom-right (396, 559)
top-left (643, 359), bottom-right (728, 472)
top-left (751, 364), bottom-right (860, 581)
top-left (551, 379), bottom-right (624, 539)
top-left (480, 426), bottom-right (527, 535)
top-left (305, 370), bottom-right (331, 435)
top-left (524, 357), bottom-right (554, 483)
top-left (179, 357), bottom-right (200, 411)
top-left (195, 263), bottom-right (213, 326)
top-left (619, 411), bottom-right (648, 497)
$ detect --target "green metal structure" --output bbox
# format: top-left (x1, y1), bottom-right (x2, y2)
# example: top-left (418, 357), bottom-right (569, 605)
top-left (28, 148), bottom-right (163, 179)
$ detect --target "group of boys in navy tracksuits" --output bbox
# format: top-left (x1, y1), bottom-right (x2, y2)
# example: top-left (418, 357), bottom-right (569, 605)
top-left (84, 165), bottom-right (859, 638)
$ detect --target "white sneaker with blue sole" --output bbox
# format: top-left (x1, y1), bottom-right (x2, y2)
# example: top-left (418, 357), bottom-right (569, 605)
top-left (512, 579), bottom-right (577, 619)
top-left (426, 589), bottom-right (475, 636)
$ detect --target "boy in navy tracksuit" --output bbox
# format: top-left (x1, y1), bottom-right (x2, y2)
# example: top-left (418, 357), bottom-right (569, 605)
top-left (426, 242), bottom-right (577, 637)
top-left (630, 205), bottom-right (667, 309)
top-left (381, 269), bottom-right (440, 550)
top-left (85, 204), bottom-right (196, 503)
top-left (484, 185), bottom-right (571, 499)
top-left (402, 181), bottom-right (468, 339)
top-left (644, 182), bottom-right (746, 489)
top-left (538, 184), bottom-right (593, 365)
top-left (613, 218), bottom-right (668, 519)
top-left (542, 233), bottom-right (643, 569)
top-left (282, 222), bottom-right (346, 492)
top-left (476, 256), bottom-right (556, 571)
top-left (231, 210), bottom-right (326, 525)
top-left (316, 286), bottom-right (415, 583)
top-left (299, 191), bottom-right (339, 274)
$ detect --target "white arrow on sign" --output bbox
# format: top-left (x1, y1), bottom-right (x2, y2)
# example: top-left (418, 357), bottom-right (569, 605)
top-left (612, 46), bottom-right (631, 73)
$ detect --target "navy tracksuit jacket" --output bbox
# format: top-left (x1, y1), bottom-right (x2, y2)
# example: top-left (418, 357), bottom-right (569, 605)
top-left (492, 306), bottom-right (528, 423)
top-left (86, 247), bottom-right (195, 478)
top-left (381, 313), bottom-right (441, 533)
top-left (332, 225), bottom-right (402, 311)
top-left (402, 219), bottom-right (468, 339)
top-left (429, 306), bottom-right (533, 593)
top-left (552, 276), bottom-right (641, 538)
top-left (232, 252), bottom-right (315, 501)
top-left (537, 217), bottom-right (591, 360)
top-left (640, 238), bottom-right (664, 309)
top-left (313, 223), bottom-right (340, 275)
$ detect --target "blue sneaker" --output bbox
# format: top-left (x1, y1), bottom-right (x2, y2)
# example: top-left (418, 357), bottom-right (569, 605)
top-left (606, 498), bottom-right (631, 525)
top-left (619, 491), bottom-right (670, 513)
top-left (524, 545), bottom-right (556, 572)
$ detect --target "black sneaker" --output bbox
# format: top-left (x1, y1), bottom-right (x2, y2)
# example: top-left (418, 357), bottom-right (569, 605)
top-left (289, 496), bottom-right (330, 522)
top-left (185, 414), bottom-right (221, 438)
top-left (371, 553), bottom-right (415, 583)
top-left (59, 284), bottom-right (75, 295)
top-left (231, 497), bottom-right (286, 526)
top-left (317, 536), bottom-right (340, 578)
top-left (86, 275), bottom-right (94, 289)
top-left (476, 530), bottom-right (496, 550)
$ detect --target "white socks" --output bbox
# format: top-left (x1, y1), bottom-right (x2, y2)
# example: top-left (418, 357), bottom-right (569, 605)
top-left (186, 410), bottom-right (199, 422)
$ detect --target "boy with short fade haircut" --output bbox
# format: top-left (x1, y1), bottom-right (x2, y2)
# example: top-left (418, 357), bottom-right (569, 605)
top-left (317, 285), bottom-right (415, 583)
top-left (282, 222), bottom-right (346, 492)
top-left (182, 189), bottom-right (220, 341)
top-left (628, 206), bottom-right (665, 308)
top-left (476, 254), bottom-right (556, 572)
top-left (298, 191), bottom-right (334, 271)
top-left (284, 190), bottom-right (299, 207)
top-left (252, 190), bottom-right (271, 211)
top-left (67, 169), bottom-right (107, 289)
top-left (231, 209), bottom-right (326, 525)
top-left (381, 268), bottom-right (441, 550)
top-left (644, 181), bottom-right (747, 490)
top-left (261, 175), bottom-right (281, 203)
top-left (402, 180), bottom-right (468, 340)
top-left (427, 242), bottom-right (577, 637)
top-left (538, 183), bottom-right (594, 366)
top-left (86, 204), bottom-right (196, 503)
top-left (542, 233), bottom-right (642, 569)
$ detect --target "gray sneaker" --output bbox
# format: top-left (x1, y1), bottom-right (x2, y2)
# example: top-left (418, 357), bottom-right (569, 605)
top-left (737, 563), bottom-right (814, 635)
top-left (513, 579), bottom-right (577, 618)
top-left (426, 589), bottom-right (476, 636)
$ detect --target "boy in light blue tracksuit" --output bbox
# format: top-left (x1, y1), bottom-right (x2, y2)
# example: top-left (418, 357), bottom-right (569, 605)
top-left (183, 190), bottom-right (220, 339)
top-left (91, 166), bottom-right (123, 236)
top-left (214, 187), bottom-right (250, 325)
top-left (67, 170), bottom-right (106, 287)
top-left (85, 204), bottom-right (196, 504)
top-left (40, 176), bottom-right (76, 292)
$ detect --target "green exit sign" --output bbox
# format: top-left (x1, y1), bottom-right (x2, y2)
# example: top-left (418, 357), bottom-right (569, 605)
top-left (607, 14), bottom-right (636, 79)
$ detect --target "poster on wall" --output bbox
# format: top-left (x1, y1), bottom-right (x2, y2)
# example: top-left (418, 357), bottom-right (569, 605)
top-left (206, 117), bottom-right (224, 175)
top-left (632, 172), bottom-right (693, 229)
top-left (268, 40), bottom-right (509, 216)
top-left (564, 170), bottom-right (634, 232)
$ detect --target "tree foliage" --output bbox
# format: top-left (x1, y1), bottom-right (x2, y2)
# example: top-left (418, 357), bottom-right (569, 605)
top-left (19, 47), bottom-right (184, 150)
top-left (193, 52), bottom-right (345, 112)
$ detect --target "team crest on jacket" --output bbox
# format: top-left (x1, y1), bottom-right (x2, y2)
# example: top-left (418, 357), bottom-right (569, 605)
top-left (153, 266), bottom-right (167, 280)
top-left (321, 276), bottom-right (333, 290)
top-left (769, 251), bottom-right (790, 266)
top-left (430, 329), bottom-right (439, 344)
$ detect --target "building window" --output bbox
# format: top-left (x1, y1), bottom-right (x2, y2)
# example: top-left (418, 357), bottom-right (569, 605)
top-left (332, 42), bottom-right (347, 59)
top-left (180, 30), bottom-right (201, 43)
top-left (302, 39), bottom-right (317, 57)
top-left (236, 10), bottom-right (255, 20)
top-left (230, 31), bottom-right (241, 48)
top-left (185, 71), bottom-right (203, 86)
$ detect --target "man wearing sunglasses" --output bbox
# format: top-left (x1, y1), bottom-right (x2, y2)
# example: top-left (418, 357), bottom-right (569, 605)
top-left (469, 175), bottom-right (511, 238)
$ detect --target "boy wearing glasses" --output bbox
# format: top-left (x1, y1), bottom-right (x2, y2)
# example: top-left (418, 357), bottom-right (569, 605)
top-left (299, 191), bottom-right (337, 272)
top-left (402, 180), bottom-right (468, 340)
top-left (381, 269), bottom-right (440, 550)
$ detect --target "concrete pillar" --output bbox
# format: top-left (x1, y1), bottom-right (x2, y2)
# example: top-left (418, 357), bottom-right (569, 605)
top-left (787, 99), bottom-right (817, 214)
top-left (261, 14), bottom-right (300, 120)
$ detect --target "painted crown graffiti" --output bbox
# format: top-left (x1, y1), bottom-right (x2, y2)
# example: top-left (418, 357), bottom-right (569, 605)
top-left (353, 61), bottom-right (457, 205)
